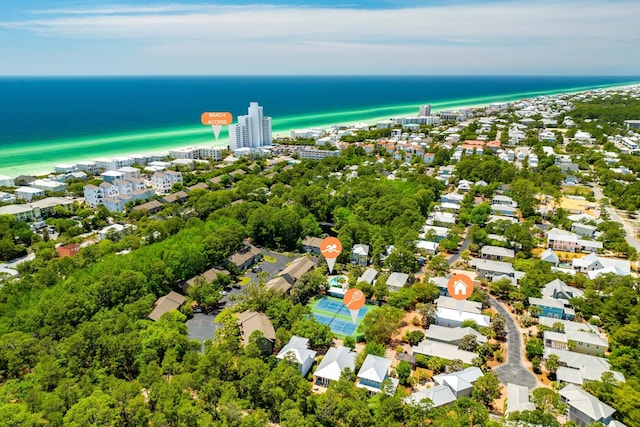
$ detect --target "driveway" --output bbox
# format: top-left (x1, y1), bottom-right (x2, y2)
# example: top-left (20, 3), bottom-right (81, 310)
top-left (488, 297), bottom-right (538, 389)
top-left (187, 312), bottom-right (221, 352)
top-left (448, 234), bottom-right (472, 266)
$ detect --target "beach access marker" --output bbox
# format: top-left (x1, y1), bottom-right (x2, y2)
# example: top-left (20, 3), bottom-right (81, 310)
top-left (320, 237), bottom-right (342, 274)
top-left (343, 288), bottom-right (366, 324)
top-left (201, 112), bottom-right (233, 140)
top-left (446, 274), bottom-right (474, 316)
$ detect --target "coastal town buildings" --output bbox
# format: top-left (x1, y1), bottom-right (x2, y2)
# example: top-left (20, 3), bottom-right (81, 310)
top-left (228, 102), bottom-right (272, 151)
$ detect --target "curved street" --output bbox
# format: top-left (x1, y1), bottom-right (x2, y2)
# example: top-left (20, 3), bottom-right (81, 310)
top-left (488, 297), bottom-right (538, 390)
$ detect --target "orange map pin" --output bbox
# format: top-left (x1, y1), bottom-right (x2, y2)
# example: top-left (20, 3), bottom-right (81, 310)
top-left (201, 112), bottom-right (233, 139)
top-left (447, 274), bottom-right (474, 316)
top-left (344, 288), bottom-right (365, 323)
top-left (320, 237), bottom-right (342, 273)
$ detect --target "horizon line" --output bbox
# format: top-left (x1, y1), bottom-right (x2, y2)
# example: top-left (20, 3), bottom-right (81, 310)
top-left (1, 74), bottom-right (640, 78)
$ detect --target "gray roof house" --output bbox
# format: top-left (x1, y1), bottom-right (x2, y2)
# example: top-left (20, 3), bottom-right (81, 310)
top-left (313, 346), bottom-right (356, 387)
top-left (560, 384), bottom-right (616, 427)
top-left (432, 367), bottom-right (483, 397)
top-left (544, 348), bottom-right (625, 386)
top-left (386, 272), bottom-right (409, 292)
top-left (356, 355), bottom-right (399, 395)
top-left (480, 245), bottom-right (515, 261)
top-left (424, 325), bottom-right (487, 346)
top-left (505, 383), bottom-right (535, 415)
top-left (357, 268), bottom-right (378, 285)
top-left (276, 336), bottom-right (317, 377)
top-left (412, 340), bottom-right (479, 365)
top-left (471, 258), bottom-right (515, 279)
top-left (571, 222), bottom-right (598, 238)
top-left (404, 385), bottom-right (456, 408)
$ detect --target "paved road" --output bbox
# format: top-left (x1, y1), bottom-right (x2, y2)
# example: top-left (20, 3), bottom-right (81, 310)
top-left (488, 297), bottom-right (538, 390)
top-left (448, 234), bottom-right (472, 266)
top-left (592, 185), bottom-right (640, 252)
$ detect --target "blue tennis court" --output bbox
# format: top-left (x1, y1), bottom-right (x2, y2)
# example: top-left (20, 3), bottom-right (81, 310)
top-left (315, 298), bottom-right (369, 319)
top-left (313, 313), bottom-right (357, 336)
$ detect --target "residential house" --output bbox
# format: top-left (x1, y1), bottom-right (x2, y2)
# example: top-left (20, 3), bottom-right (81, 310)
top-left (544, 348), bottom-right (625, 386)
top-left (560, 384), bottom-right (616, 427)
top-left (279, 256), bottom-right (315, 285)
top-left (423, 324), bottom-right (487, 346)
top-left (152, 170), bottom-right (183, 194)
top-left (161, 191), bottom-right (188, 204)
top-left (237, 311), bottom-right (276, 354)
top-left (505, 383), bottom-right (535, 416)
top-left (357, 268), bottom-right (378, 285)
top-left (528, 297), bottom-right (575, 320)
top-left (571, 223), bottom-right (598, 238)
top-left (413, 339), bottom-right (479, 365)
top-left (547, 228), bottom-right (581, 252)
top-left (56, 243), bottom-right (80, 258)
top-left (542, 278), bottom-right (584, 302)
top-left (184, 267), bottom-right (230, 293)
top-left (356, 355), bottom-right (399, 395)
top-left (133, 200), bottom-right (163, 214)
top-left (416, 240), bottom-right (438, 255)
top-left (420, 225), bottom-right (450, 242)
top-left (572, 253), bottom-right (630, 279)
top-left (540, 318), bottom-right (608, 356)
top-left (427, 211), bottom-right (457, 227)
top-left (98, 223), bottom-right (136, 241)
top-left (313, 346), bottom-right (356, 387)
top-left (432, 367), bottom-right (483, 398)
top-left (440, 192), bottom-right (465, 204)
top-left (228, 244), bottom-right (262, 271)
top-left (276, 336), bottom-right (317, 376)
top-left (301, 236), bottom-right (323, 254)
top-left (148, 291), bottom-right (186, 321)
top-left (386, 272), bottom-right (409, 292)
top-left (434, 296), bottom-right (490, 328)
top-left (480, 245), bottom-right (514, 261)
top-left (352, 244), bottom-right (370, 266)
top-left (404, 385), bottom-right (456, 408)
top-left (15, 187), bottom-right (45, 201)
top-left (540, 248), bottom-right (560, 266)
top-left (471, 258), bottom-right (515, 279)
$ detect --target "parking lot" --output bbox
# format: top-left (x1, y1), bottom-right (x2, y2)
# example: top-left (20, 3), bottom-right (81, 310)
top-left (187, 248), bottom-right (299, 350)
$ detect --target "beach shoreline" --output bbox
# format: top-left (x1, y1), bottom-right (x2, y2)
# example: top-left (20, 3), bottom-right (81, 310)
top-left (1, 80), bottom-right (639, 177)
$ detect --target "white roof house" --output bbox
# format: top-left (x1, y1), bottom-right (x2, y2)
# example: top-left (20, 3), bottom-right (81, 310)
top-left (404, 385), bottom-right (456, 408)
top-left (412, 340), bottom-right (479, 365)
top-left (471, 258), bottom-right (515, 278)
top-left (424, 324), bottom-right (487, 346)
top-left (276, 336), bottom-right (317, 377)
top-left (432, 367), bottom-right (483, 397)
top-left (572, 253), bottom-right (630, 278)
top-left (560, 384), bottom-right (616, 426)
top-left (435, 307), bottom-right (491, 328)
top-left (435, 296), bottom-right (482, 314)
top-left (505, 383), bottom-right (535, 415)
top-left (356, 355), bottom-right (399, 394)
top-left (313, 346), bottom-right (356, 387)
top-left (540, 248), bottom-right (560, 266)
top-left (386, 272), bottom-right (409, 292)
top-left (555, 356), bottom-right (625, 386)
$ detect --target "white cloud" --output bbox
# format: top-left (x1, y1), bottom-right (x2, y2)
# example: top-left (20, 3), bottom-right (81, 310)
top-left (1, 1), bottom-right (639, 74)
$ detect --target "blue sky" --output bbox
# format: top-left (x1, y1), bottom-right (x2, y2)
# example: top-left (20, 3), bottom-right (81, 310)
top-left (1, 0), bottom-right (639, 75)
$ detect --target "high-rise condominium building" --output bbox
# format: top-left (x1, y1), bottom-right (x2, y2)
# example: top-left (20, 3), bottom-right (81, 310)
top-left (228, 102), bottom-right (272, 150)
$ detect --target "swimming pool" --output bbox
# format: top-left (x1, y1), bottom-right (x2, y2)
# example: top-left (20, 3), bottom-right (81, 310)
top-left (329, 275), bottom-right (348, 288)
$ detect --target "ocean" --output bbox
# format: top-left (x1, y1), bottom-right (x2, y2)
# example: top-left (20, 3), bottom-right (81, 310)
top-left (0, 75), bottom-right (638, 176)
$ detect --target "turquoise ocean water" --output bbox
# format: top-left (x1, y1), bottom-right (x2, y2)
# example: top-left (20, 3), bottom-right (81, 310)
top-left (0, 76), bottom-right (638, 176)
